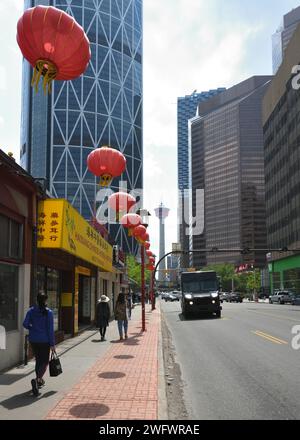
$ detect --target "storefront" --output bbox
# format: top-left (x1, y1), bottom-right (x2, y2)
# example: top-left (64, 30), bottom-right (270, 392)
top-left (268, 254), bottom-right (300, 293)
top-left (0, 150), bottom-right (42, 371)
top-left (37, 199), bottom-right (113, 337)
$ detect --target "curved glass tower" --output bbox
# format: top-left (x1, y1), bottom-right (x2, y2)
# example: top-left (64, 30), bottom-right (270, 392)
top-left (20, 0), bottom-right (143, 254)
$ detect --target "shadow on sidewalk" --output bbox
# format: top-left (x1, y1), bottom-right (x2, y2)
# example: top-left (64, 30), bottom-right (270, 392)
top-left (98, 372), bottom-right (126, 379)
top-left (0, 390), bottom-right (57, 410)
top-left (114, 355), bottom-right (134, 359)
top-left (69, 403), bottom-right (109, 418)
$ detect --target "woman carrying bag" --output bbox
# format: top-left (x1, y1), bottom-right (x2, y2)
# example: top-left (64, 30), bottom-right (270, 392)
top-left (23, 293), bottom-right (55, 396)
top-left (96, 295), bottom-right (110, 341)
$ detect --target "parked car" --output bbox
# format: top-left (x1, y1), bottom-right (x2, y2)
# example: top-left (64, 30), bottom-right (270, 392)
top-left (292, 294), bottom-right (300, 306)
top-left (171, 290), bottom-right (181, 301)
top-left (220, 292), bottom-right (230, 303)
top-left (165, 293), bottom-right (180, 302)
top-left (269, 290), bottom-right (294, 304)
top-left (228, 292), bottom-right (243, 303)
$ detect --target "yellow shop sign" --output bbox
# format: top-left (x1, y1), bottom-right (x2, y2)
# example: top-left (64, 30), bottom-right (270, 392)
top-left (37, 199), bottom-right (113, 272)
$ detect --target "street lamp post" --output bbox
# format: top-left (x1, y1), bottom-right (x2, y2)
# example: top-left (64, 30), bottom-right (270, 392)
top-left (136, 209), bottom-right (151, 332)
top-left (141, 244), bottom-right (146, 332)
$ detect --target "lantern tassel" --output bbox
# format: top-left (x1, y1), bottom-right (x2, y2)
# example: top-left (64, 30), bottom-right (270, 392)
top-left (31, 60), bottom-right (57, 94)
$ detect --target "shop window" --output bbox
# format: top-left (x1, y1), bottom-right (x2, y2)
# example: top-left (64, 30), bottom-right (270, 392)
top-left (0, 215), bottom-right (23, 260)
top-left (103, 279), bottom-right (108, 295)
top-left (272, 272), bottom-right (281, 291)
top-left (0, 263), bottom-right (19, 331)
top-left (47, 268), bottom-right (60, 332)
top-left (283, 268), bottom-right (300, 293)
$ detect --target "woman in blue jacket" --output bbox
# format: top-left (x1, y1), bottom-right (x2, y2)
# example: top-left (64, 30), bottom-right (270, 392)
top-left (23, 293), bottom-right (55, 396)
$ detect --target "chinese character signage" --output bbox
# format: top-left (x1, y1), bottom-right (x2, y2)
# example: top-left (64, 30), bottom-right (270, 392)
top-left (37, 199), bottom-right (113, 272)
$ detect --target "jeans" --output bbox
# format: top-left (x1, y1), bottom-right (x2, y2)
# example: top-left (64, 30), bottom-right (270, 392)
top-left (117, 320), bottom-right (128, 337)
top-left (30, 342), bottom-right (50, 379)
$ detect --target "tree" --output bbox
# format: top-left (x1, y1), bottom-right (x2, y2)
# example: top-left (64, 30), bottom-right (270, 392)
top-left (126, 254), bottom-right (151, 287)
top-left (203, 263), bottom-right (237, 291)
top-left (246, 269), bottom-right (261, 294)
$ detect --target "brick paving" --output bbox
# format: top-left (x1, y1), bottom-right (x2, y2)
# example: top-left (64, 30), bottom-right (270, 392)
top-left (46, 307), bottom-right (160, 420)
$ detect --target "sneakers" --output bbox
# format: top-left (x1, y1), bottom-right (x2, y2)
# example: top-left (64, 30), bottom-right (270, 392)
top-left (31, 378), bottom-right (39, 396)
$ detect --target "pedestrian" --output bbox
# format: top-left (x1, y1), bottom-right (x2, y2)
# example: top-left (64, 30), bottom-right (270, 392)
top-left (96, 295), bottom-right (110, 341)
top-left (23, 292), bottom-right (55, 396)
top-left (115, 292), bottom-right (128, 340)
top-left (127, 293), bottom-right (132, 320)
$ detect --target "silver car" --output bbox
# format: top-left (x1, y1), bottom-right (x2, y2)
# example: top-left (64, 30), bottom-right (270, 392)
top-left (269, 290), bottom-right (294, 304)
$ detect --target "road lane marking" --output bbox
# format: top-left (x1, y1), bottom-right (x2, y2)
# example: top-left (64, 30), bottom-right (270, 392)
top-left (248, 310), bottom-right (300, 323)
top-left (252, 330), bottom-right (288, 345)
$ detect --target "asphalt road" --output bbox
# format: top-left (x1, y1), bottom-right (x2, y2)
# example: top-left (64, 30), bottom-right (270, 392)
top-left (160, 299), bottom-right (300, 420)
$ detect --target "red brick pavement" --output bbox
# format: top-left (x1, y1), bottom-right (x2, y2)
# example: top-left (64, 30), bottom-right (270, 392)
top-left (46, 307), bottom-right (160, 420)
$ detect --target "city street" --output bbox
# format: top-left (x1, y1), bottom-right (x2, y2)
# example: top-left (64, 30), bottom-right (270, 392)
top-left (161, 300), bottom-right (300, 420)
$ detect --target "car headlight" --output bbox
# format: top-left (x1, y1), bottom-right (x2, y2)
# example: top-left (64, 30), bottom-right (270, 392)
top-left (185, 294), bottom-right (193, 300)
top-left (211, 292), bottom-right (219, 298)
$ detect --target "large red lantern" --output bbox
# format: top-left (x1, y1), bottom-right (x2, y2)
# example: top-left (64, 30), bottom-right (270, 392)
top-left (17, 6), bottom-right (91, 94)
top-left (148, 256), bottom-right (155, 265)
top-left (141, 231), bottom-right (149, 243)
top-left (120, 214), bottom-right (142, 236)
top-left (146, 250), bottom-right (153, 258)
top-left (132, 225), bottom-right (147, 243)
top-left (87, 146), bottom-right (126, 186)
top-left (108, 192), bottom-right (136, 220)
top-left (144, 241), bottom-right (150, 250)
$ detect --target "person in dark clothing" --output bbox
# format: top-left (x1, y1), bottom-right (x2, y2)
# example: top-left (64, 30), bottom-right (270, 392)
top-left (115, 293), bottom-right (128, 340)
top-left (23, 293), bottom-right (55, 396)
top-left (96, 295), bottom-right (110, 341)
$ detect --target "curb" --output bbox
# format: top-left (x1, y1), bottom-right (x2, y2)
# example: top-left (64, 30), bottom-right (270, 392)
top-left (157, 302), bottom-right (168, 420)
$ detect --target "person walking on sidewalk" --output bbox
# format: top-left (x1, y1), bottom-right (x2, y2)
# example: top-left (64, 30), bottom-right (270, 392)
top-left (96, 295), bottom-right (110, 341)
top-left (23, 293), bottom-right (55, 396)
top-left (115, 293), bottom-right (128, 340)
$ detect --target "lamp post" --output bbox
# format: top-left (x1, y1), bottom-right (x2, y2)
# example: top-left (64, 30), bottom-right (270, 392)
top-left (136, 209), bottom-right (151, 332)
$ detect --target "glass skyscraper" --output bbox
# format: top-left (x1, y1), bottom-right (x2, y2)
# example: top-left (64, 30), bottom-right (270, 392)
top-left (20, 0), bottom-right (143, 254)
top-left (177, 89), bottom-right (225, 267)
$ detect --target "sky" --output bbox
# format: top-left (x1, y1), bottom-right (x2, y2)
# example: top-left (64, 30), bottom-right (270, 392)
top-left (1, 0), bottom-right (300, 259)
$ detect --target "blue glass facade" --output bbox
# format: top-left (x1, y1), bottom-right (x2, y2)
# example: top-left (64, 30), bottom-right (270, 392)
top-left (177, 89), bottom-right (225, 192)
top-left (20, 0), bottom-right (143, 254)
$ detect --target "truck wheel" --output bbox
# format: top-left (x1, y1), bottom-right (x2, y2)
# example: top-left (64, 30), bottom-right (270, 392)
top-left (215, 310), bottom-right (221, 318)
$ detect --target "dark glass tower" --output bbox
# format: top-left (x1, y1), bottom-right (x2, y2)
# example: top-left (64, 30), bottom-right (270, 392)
top-left (177, 89), bottom-right (225, 267)
top-left (20, 0), bottom-right (143, 254)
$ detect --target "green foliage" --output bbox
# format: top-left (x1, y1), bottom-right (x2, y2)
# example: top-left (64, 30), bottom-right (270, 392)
top-left (203, 263), bottom-right (237, 291)
top-left (203, 263), bottom-right (260, 293)
top-left (126, 254), bottom-right (151, 287)
top-left (246, 269), bottom-right (261, 293)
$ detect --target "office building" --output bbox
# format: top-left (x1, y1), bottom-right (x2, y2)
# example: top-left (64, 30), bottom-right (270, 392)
top-left (177, 88), bottom-right (225, 267)
top-left (20, 0), bottom-right (143, 254)
top-left (272, 5), bottom-right (300, 74)
top-left (264, 23), bottom-right (300, 293)
top-left (189, 76), bottom-right (272, 269)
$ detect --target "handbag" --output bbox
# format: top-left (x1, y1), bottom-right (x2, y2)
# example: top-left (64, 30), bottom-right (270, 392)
top-left (49, 351), bottom-right (63, 377)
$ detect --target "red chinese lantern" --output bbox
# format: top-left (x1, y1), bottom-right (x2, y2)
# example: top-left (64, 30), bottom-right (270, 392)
top-left (120, 214), bottom-right (142, 236)
top-left (141, 231), bottom-right (149, 243)
top-left (146, 264), bottom-right (155, 271)
top-left (132, 225), bottom-right (147, 243)
top-left (144, 241), bottom-right (150, 250)
top-left (17, 6), bottom-right (91, 94)
top-left (146, 250), bottom-right (153, 257)
top-left (108, 192), bottom-right (136, 220)
top-left (87, 146), bottom-right (126, 187)
top-left (148, 256), bottom-right (155, 265)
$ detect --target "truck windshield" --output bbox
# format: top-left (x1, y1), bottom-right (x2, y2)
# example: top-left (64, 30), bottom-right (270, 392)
top-left (182, 279), bottom-right (218, 293)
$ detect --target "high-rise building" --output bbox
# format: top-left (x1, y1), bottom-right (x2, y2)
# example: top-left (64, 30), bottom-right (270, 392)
top-left (264, 23), bottom-right (300, 293)
top-left (155, 203), bottom-right (169, 284)
top-left (189, 76), bottom-right (272, 269)
top-left (20, 0), bottom-right (143, 254)
top-left (272, 5), bottom-right (300, 74)
top-left (177, 89), bottom-right (225, 267)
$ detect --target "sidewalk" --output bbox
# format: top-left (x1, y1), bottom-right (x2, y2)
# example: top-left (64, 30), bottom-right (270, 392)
top-left (0, 303), bottom-right (164, 420)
